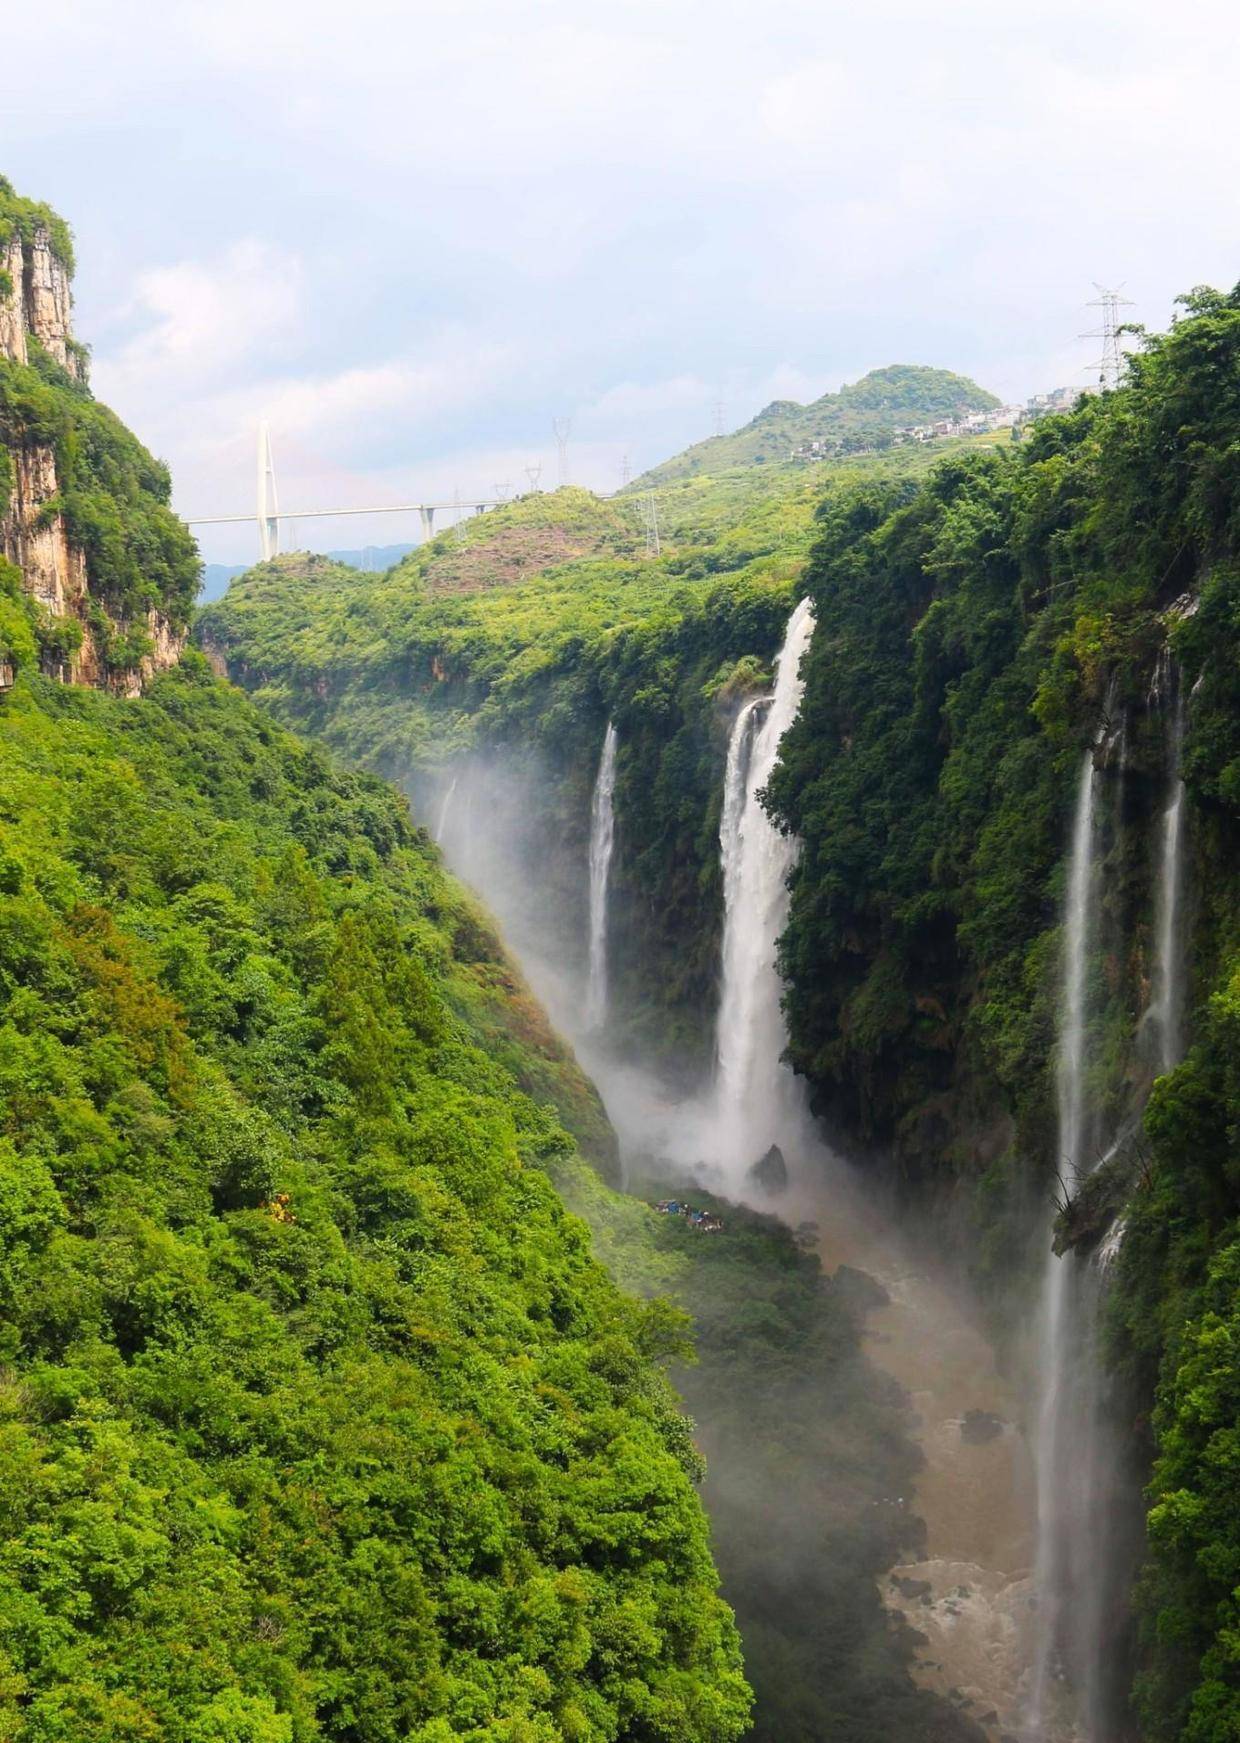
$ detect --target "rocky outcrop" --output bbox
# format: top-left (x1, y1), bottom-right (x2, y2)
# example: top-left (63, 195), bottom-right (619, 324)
top-left (0, 441), bottom-right (102, 684)
top-left (0, 232), bottom-right (27, 365)
top-left (23, 228), bottom-right (77, 375)
top-left (1, 194), bottom-right (184, 693)
top-left (0, 223), bottom-right (81, 379)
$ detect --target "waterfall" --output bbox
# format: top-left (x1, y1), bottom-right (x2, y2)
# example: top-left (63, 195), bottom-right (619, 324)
top-left (713, 596), bottom-right (815, 1185)
top-left (1030, 748), bottom-right (1104, 1741)
top-left (585, 722), bottom-right (619, 1030)
top-left (434, 777), bottom-right (457, 845)
top-left (1150, 672), bottom-right (1187, 1074)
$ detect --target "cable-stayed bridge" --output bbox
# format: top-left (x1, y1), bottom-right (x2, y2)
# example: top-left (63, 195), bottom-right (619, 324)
top-left (184, 425), bottom-right (503, 561)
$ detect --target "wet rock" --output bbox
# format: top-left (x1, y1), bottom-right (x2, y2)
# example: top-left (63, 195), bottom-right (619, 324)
top-left (747, 1143), bottom-right (787, 1194)
top-left (960, 1410), bottom-right (1004, 1445)
top-left (833, 1264), bottom-right (891, 1315)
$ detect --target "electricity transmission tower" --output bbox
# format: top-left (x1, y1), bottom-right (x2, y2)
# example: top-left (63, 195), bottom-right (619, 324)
top-left (257, 421), bottom-right (280, 560)
top-left (524, 462), bottom-right (543, 493)
top-left (713, 396), bottom-right (726, 438)
top-left (1082, 284), bottom-right (1134, 390)
top-left (552, 418), bottom-right (572, 488)
top-left (641, 492), bottom-right (661, 558)
top-left (620, 453), bottom-right (632, 488)
top-left (453, 486), bottom-right (467, 544)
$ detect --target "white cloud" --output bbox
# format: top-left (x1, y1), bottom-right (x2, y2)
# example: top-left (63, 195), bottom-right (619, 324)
top-left (94, 240), bottom-right (303, 389)
top-left (7, 0), bottom-right (1240, 562)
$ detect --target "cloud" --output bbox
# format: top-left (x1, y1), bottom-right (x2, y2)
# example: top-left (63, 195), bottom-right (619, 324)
top-left (6, 0), bottom-right (1239, 561)
top-left (95, 240), bottom-right (304, 389)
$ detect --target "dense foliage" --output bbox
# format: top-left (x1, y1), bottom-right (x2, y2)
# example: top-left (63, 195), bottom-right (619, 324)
top-left (0, 662), bottom-right (749, 1741)
top-left (199, 285), bottom-right (1240, 1735)
top-left (0, 343), bottom-right (200, 637)
top-left (0, 175), bottom-right (74, 274)
top-left (768, 287), bottom-right (1240, 1732)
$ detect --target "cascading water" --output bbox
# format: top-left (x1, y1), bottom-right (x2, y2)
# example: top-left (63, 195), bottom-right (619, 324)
top-left (586, 722), bottom-right (619, 1030)
top-left (435, 777), bottom-right (458, 845)
top-left (1029, 662), bottom-right (1193, 1739)
top-left (713, 596), bottom-right (815, 1187)
top-left (1149, 667), bottom-right (1187, 1075)
top-left (1030, 748), bottom-right (1104, 1741)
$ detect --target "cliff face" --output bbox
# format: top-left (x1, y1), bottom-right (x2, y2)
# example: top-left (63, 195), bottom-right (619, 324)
top-left (0, 220), bottom-right (80, 377)
top-left (0, 180), bottom-right (192, 694)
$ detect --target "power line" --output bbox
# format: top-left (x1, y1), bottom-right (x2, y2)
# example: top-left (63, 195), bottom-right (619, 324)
top-left (641, 491), bottom-right (661, 558)
top-left (1081, 284), bottom-right (1134, 391)
top-left (552, 418), bottom-right (572, 488)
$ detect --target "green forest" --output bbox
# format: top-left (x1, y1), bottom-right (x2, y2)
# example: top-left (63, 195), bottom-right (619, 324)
top-left (9, 154), bottom-right (1240, 1743)
top-left (206, 285), bottom-right (1240, 1739)
top-left (0, 662), bottom-right (750, 1741)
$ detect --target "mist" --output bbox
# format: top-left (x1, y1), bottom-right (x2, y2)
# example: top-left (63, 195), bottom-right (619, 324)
top-left (404, 626), bottom-right (1045, 1740)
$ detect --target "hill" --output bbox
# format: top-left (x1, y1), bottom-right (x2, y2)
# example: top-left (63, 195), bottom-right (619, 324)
top-left (634, 364), bottom-right (1000, 485)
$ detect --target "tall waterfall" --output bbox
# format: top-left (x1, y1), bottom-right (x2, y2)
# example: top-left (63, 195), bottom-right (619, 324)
top-left (435, 777), bottom-right (458, 845)
top-left (586, 722), bottom-right (619, 1030)
top-left (1030, 748), bottom-right (1104, 1740)
top-left (1150, 672), bottom-right (1187, 1074)
top-left (714, 596), bottom-right (815, 1185)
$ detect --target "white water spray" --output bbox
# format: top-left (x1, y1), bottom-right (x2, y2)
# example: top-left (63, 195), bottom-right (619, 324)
top-left (434, 777), bottom-right (458, 845)
top-left (1150, 672), bottom-right (1187, 1075)
top-left (586, 723), bottom-right (619, 1030)
top-left (1030, 749), bottom-right (1103, 1741)
top-left (713, 596), bottom-right (815, 1186)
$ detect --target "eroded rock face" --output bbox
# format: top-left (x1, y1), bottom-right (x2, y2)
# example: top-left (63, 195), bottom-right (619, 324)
top-left (23, 228), bottom-right (77, 375)
top-left (0, 442), bottom-right (103, 683)
top-left (1, 216), bottom-right (184, 692)
top-left (0, 224), bottom-right (80, 379)
top-left (0, 233), bottom-right (27, 366)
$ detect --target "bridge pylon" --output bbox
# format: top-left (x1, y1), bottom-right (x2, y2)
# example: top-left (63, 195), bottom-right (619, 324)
top-left (257, 422), bottom-right (280, 560)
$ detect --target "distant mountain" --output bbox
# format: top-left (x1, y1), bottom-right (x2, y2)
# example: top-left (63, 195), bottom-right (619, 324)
top-left (200, 542), bottom-right (416, 602)
top-left (635, 365), bottom-right (1000, 486)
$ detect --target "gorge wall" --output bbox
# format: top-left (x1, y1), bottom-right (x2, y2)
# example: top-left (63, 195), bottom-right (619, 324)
top-left (203, 282), bottom-right (1240, 1740)
top-left (0, 177), bottom-right (194, 693)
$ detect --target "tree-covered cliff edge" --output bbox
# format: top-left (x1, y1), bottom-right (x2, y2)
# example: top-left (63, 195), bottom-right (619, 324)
top-left (0, 659), bottom-right (750, 1741)
top-left (765, 286), bottom-right (1240, 1737)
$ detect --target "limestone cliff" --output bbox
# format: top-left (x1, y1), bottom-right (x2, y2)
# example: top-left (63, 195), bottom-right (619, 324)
top-left (0, 218), bottom-right (81, 378)
top-left (0, 178), bottom-right (195, 694)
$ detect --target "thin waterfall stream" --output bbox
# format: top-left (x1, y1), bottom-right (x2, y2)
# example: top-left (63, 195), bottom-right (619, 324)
top-left (1151, 670), bottom-right (1188, 1074)
top-left (1029, 660), bottom-right (1191, 1741)
top-left (586, 722), bottom-right (619, 1030)
top-left (1030, 747), bottom-right (1104, 1741)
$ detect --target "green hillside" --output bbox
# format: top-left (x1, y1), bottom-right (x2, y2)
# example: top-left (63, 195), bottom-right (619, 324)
top-left (0, 661), bottom-right (747, 1741)
top-left (633, 365), bottom-right (1000, 486)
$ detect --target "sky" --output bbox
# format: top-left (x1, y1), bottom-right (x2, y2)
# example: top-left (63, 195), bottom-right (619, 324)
top-left (7, 0), bottom-right (1240, 564)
